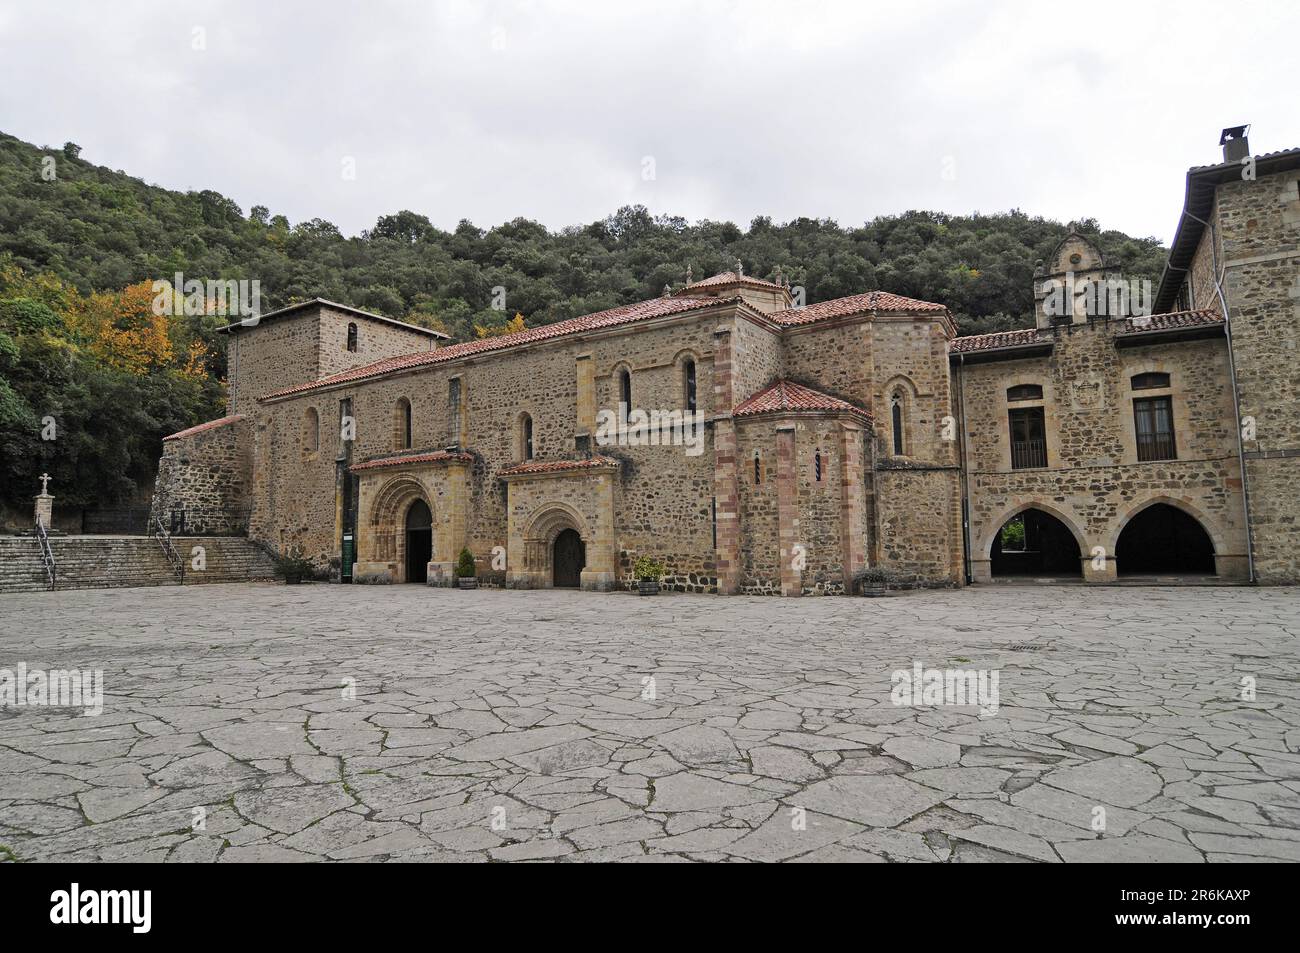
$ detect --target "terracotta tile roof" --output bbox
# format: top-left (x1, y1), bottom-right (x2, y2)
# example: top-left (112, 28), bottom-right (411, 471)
top-left (776, 291), bottom-right (948, 326)
top-left (350, 450), bottom-right (474, 472)
top-left (733, 379), bottom-right (872, 420)
top-left (680, 270), bottom-right (787, 293)
top-left (1117, 309), bottom-right (1222, 334)
top-left (500, 456), bottom-right (621, 476)
top-left (950, 327), bottom-right (1049, 353)
top-left (163, 414), bottom-right (245, 441)
top-left (261, 295), bottom-right (733, 401)
top-left (951, 310), bottom-right (1224, 353)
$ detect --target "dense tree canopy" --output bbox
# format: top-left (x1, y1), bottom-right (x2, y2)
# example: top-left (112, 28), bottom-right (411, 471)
top-left (0, 130), bottom-right (1168, 509)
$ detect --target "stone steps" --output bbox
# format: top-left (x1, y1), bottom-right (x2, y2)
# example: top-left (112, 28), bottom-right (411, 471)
top-left (0, 536), bottom-right (278, 593)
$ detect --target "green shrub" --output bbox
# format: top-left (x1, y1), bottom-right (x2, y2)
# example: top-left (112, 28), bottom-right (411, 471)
top-left (632, 554), bottom-right (665, 581)
top-left (455, 548), bottom-right (477, 579)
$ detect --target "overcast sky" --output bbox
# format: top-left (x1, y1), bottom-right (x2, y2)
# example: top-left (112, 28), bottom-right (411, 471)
top-left (2, 0), bottom-right (1296, 244)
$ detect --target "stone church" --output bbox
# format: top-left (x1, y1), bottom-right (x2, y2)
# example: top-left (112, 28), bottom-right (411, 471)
top-left (152, 132), bottom-right (1300, 592)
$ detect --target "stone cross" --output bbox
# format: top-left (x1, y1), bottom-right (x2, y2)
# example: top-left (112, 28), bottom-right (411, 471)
top-left (34, 473), bottom-right (53, 531)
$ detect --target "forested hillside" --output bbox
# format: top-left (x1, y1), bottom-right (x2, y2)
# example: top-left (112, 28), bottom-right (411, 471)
top-left (0, 131), bottom-right (1168, 510)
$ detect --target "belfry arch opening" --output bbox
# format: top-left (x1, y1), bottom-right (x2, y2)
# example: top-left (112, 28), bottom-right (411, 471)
top-left (404, 498), bottom-right (432, 584)
top-left (1116, 503), bottom-right (1215, 576)
top-left (990, 508), bottom-right (1081, 577)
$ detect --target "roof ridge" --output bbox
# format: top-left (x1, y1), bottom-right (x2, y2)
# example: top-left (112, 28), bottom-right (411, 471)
top-left (163, 413), bottom-right (245, 442)
top-left (733, 377), bottom-right (872, 419)
top-left (260, 294), bottom-right (737, 401)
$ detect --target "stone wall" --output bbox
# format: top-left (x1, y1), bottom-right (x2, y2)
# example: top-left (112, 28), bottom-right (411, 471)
top-left (227, 304), bottom-right (436, 415)
top-left (227, 313), bottom-right (320, 416)
top-left (1212, 168), bottom-right (1300, 582)
top-left (252, 306), bottom-right (730, 587)
top-left (151, 416), bottom-right (253, 536)
top-left (956, 322), bottom-right (1248, 581)
top-left (315, 305), bottom-right (438, 379)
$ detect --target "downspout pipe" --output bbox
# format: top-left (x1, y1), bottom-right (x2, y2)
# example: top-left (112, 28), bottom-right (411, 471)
top-left (957, 350), bottom-right (972, 584)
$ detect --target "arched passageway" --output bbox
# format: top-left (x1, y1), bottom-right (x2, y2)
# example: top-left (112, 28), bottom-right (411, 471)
top-left (405, 499), bottom-right (432, 583)
top-left (1116, 503), bottom-right (1215, 576)
top-left (991, 508), bottom-right (1082, 577)
top-left (552, 528), bottom-right (585, 588)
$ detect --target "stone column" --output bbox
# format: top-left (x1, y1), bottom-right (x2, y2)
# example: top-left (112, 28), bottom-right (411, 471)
top-left (712, 327), bottom-right (741, 594)
top-left (575, 353), bottom-right (596, 442)
top-left (838, 423), bottom-right (866, 591)
top-left (1082, 551), bottom-right (1117, 583)
top-left (34, 480), bottom-right (53, 531)
top-left (580, 472), bottom-right (617, 592)
top-left (776, 424), bottom-right (801, 596)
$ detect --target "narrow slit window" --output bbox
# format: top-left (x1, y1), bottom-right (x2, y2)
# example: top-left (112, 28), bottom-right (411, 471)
top-left (891, 395), bottom-right (904, 456)
top-left (346, 322), bottom-right (358, 352)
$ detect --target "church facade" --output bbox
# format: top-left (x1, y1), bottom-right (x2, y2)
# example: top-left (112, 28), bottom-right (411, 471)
top-left (151, 134), bottom-right (1300, 592)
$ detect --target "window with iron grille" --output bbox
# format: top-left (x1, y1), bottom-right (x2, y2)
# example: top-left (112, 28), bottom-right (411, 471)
top-left (1007, 383), bottom-right (1043, 402)
top-left (1009, 407), bottom-right (1047, 469)
top-left (1134, 396), bottom-right (1176, 461)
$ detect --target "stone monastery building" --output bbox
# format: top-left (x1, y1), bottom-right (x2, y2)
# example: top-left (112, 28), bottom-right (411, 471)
top-left (153, 132), bottom-right (1300, 593)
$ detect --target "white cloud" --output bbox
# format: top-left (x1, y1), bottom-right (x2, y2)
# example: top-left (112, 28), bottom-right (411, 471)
top-left (1, 0), bottom-right (1295, 243)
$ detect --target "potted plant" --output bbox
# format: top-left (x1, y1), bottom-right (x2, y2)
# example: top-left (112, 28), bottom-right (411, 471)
top-left (273, 546), bottom-right (314, 585)
top-left (633, 555), bottom-right (665, 596)
top-left (858, 567), bottom-right (889, 598)
top-left (455, 548), bottom-right (478, 589)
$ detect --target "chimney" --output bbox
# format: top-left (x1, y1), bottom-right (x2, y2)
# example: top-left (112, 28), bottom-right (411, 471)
top-left (1220, 125), bottom-right (1250, 163)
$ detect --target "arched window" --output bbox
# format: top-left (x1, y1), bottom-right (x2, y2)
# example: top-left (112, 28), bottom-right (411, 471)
top-left (814, 448), bottom-right (824, 483)
top-left (302, 407), bottom-right (319, 455)
top-left (619, 368), bottom-right (632, 411)
top-left (683, 359), bottom-right (697, 412)
top-left (394, 397), bottom-right (412, 449)
top-left (346, 322), bottom-right (358, 352)
top-left (891, 393), bottom-right (905, 456)
top-left (520, 413), bottom-right (534, 460)
top-left (754, 451), bottom-right (762, 484)
top-left (1007, 383), bottom-right (1044, 402)
top-left (1132, 372), bottom-right (1171, 390)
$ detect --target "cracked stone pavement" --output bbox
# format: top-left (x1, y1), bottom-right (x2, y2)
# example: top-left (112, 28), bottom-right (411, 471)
top-left (1, 583), bottom-right (1298, 862)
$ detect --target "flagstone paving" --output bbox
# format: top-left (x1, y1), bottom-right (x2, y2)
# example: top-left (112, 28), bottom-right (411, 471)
top-left (1, 582), bottom-right (1298, 863)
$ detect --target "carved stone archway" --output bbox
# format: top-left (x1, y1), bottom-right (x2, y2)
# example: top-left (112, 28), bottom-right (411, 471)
top-left (515, 502), bottom-right (590, 588)
top-left (364, 476), bottom-right (430, 582)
